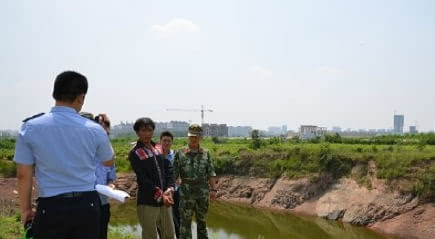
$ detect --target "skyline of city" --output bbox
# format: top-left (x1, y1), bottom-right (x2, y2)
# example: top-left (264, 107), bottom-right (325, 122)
top-left (1, 112), bottom-right (429, 139)
top-left (0, 114), bottom-right (429, 132)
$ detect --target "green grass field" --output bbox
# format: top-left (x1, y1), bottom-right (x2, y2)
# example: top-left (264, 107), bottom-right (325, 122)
top-left (2, 134), bottom-right (435, 198)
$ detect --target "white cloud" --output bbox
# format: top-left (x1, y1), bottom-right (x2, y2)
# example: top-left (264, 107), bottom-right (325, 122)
top-left (250, 65), bottom-right (273, 77)
top-left (150, 18), bottom-right (199, 37)
top-left (316, 66), bottom-right (343, 75)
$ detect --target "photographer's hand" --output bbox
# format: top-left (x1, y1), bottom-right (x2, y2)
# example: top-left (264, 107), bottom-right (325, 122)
top-left (96, 113), bottom-right (111, 134)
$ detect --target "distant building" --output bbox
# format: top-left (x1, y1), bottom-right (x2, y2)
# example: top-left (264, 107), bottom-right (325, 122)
top-left (258, 130), bottom-right (268, 137)
top-left (282, 125), bottom-right (287, 135)
top-left (0, 130), bottom-right (18, 138)
top-left (228, 126), bottom-right (252, 137)
top-left (267, 126), bottom-right (282, 136)
top-left (167, 121), bottom-right (189, 133)
top-left (287, 130), bottom-right (298, 138)
top-left (155, 122), bottom-right (169, 132)
top-left (111, 121), bottom-right (135, 137)
top-left (265, 125), bottom-right (288, 136)
top-left (331, 126), bottom-right (342, 133)
top-left (111, 120), bottom-right (190, 138)
top-left (299, 125), bottom-right (327, 140)
top-left (394, 114), bottom-right (404, 134)
top-left (202, 123), bottom-right (228, 137)
top-left (409, 126), bottom-right (418, 134)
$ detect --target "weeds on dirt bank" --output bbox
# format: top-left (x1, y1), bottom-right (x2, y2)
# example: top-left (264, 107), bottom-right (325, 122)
top-left (2, 134), bottom-right (434, 199)
top-left (0, 198), bottom-right (21, 239)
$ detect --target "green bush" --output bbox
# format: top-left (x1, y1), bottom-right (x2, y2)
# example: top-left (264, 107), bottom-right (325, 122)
top-left (1, 137), bottom-right (435, 198)
top-left (108, 227), bottom-right (137, 239)
top-left (0, 160), bottom-right (16, 177)
top-left (0, 212), bottom-right (21, 239)
top-left (249, 130), bottom-right (263, 150)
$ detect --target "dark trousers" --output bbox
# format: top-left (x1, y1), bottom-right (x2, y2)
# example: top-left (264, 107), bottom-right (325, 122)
top-left (99, 204), bottom-right (111, 239)
top-left (33, 191), bottom-right (101, 239)
top-left (172, 190), bottom-right (180, 239)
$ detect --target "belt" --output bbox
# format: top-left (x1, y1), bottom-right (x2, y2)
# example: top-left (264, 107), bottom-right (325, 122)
top-left (42, 190), bottom-right (96, 200)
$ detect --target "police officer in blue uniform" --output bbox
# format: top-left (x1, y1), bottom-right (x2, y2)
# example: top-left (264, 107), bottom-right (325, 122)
top-left (14, 71), bottom-right (114, 239)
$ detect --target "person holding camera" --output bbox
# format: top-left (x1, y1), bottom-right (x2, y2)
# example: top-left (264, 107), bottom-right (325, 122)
top-left (80, 112), bottom-right (116, 239)
top-left (14, 71), bottom-right (114, 239)
top-left (128, 117), bottom-right (175, 239)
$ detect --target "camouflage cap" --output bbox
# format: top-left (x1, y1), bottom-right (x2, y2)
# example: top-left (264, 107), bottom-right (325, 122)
top-left (188, 124), bottom-right (203, 136)
top-left (79, 112), bottom-right (111, 134)
top-left (79, 112), bottom-right (94, 120)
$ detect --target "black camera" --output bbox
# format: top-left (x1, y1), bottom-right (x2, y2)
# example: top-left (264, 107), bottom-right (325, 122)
top-left (80, 112), bottom-right (110, 129)
top-left (94, 115), bottom-right (110, 128)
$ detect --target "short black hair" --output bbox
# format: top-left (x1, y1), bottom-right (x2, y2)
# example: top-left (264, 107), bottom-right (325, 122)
top-left (160, 131), bottom-right (174, 140)
top-left (52, 71), bottom-right (88, 102)
top-left (133, 117), bottom-right (155, 132)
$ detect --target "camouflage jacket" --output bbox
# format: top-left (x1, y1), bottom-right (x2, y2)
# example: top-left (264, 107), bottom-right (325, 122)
top-left (174, 146), bottom-right (216, 187)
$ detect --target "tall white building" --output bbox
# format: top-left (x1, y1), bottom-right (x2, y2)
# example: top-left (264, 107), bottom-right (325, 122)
top-left (394, 114), bottom-right (404, 134)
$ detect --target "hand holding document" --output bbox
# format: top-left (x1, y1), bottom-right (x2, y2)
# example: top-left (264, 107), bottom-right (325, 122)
top-left (95, 184), bottom-right (130, 203)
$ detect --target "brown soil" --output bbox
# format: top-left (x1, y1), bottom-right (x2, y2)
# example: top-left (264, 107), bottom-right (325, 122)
top-left (0, 177), bottom-right (38, 213)
top-left (369, 203), bottom-right (435, 239)
top-left (213, 174), bottom-right (433, 239)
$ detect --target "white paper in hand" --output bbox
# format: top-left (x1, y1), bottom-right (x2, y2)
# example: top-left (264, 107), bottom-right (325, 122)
top-left (95, 184), bottom-right (130, 203)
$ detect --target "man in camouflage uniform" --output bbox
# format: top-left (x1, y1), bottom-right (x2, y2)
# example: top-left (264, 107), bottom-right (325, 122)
top-left (173, 124), bottom-right (217, 239)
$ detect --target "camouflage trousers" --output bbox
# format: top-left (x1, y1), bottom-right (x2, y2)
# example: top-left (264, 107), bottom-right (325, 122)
top-left (179, 186), bottom-right (210, 239)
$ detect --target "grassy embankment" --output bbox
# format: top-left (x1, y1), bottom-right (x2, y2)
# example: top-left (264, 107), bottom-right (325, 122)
top-left (2, 134), bottom-right (435, 198)
top-left (111, 134), bottom-right (435, 199)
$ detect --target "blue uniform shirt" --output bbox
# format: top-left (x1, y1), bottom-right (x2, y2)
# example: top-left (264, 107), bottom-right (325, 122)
top-left (95, 163), bottom-right (116, 205)
top-left (166, 150), bottom-right (175, 165)
top-left (14, 106), bottom-right (114, 197)
top-left (166, 150), bottom-right (178, 190)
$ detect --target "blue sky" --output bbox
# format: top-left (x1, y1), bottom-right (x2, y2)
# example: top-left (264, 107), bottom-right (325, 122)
top-left (1, 0), bottom-right (434, 131)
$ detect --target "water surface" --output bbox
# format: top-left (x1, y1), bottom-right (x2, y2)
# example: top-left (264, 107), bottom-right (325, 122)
top-left (110, 201), bottom-right (393, 239)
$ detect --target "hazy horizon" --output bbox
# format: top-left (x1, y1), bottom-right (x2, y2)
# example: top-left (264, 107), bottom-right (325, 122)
top-left (1, 0), bottom-right (434, 132)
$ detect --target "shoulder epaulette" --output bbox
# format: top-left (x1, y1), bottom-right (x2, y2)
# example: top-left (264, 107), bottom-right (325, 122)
top-left (22, 113), bottom-right (44, 123)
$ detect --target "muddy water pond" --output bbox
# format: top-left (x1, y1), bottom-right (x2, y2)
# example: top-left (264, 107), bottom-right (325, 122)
top-left (109, 200), bottom-right (393, 239)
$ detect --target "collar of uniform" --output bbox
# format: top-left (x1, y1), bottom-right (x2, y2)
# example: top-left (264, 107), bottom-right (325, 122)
top-left (50, 106), bottom-right (77, 114)
top-left (184, 146), bottom-right (204, 154)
